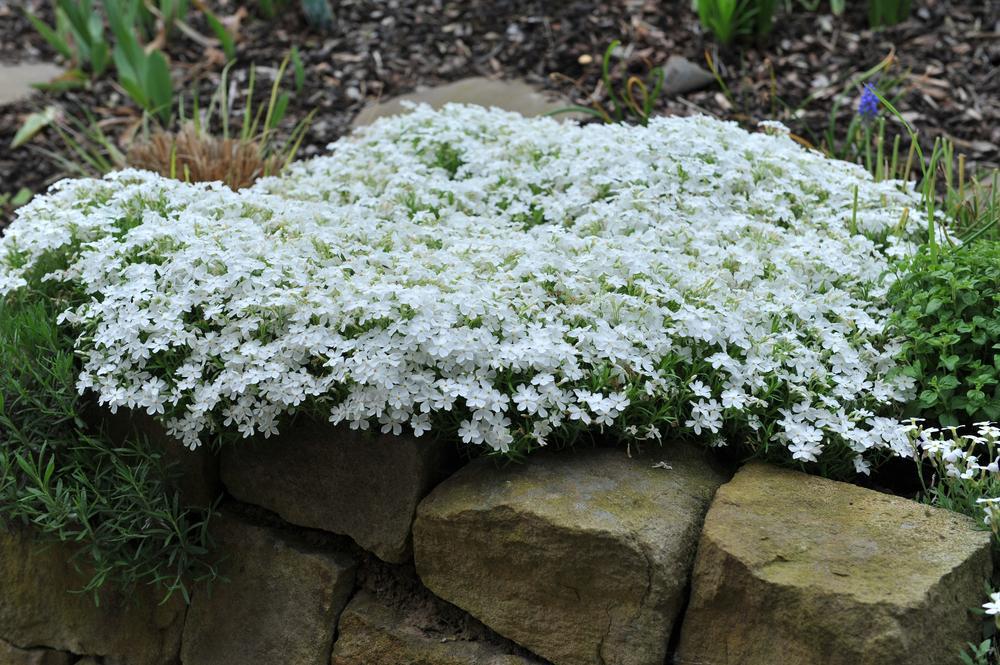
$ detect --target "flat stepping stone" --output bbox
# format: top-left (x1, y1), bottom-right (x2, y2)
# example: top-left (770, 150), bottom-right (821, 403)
top-left (0, 62), bottom-right (62, 105)
top-left (352, 77), bottom-right (575, 127)
top-left (677, 462), bottom-right (993, 665)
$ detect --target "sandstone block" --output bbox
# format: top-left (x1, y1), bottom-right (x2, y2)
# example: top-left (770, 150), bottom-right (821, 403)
top-left (180, 513), bottom-right (356, 665)
top-left (0, 639), bottom-right (72, 665)
top-left (414, 444), bottom-right (728, 665)
top-left (0, 528), bottom-right (185, 665)
top-left (221, 420), bottom-right (455, 562)
top-left (331, 590), bottom-right (543, 665)
top-left (676, 462), bottom-right (993, 665)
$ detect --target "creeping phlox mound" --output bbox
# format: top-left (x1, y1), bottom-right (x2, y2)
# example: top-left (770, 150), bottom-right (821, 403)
top-left (0, 105), bottom-right (927, 469)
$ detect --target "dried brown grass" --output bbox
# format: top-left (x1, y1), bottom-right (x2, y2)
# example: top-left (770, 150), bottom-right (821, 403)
top-left (126, 123), bottom-right (284, 190)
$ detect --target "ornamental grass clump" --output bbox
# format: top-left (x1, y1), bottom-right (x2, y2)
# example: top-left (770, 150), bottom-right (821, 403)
top-left (1, 105), bottom-right (933, 475)
top-left (126, 123), bottom-right (286, 191)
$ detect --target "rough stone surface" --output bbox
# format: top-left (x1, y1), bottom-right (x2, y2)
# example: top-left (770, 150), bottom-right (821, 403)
top-left (0, 639), bottom-right (72, 665)
top-left (413, 444), bottom-right (728, 665)
top-left (180, 513), bottom-right (357, 665)
top-left (660, 55), bottom-right (716, 97)
top-left (0, 527), bottom-right (186, 665)
top-left (331, 590), bottom-right (543, 665)
top-left (221, 420), bottom-right (455, 562)
top-left (351, 77), bottom-right (574, 127)
top-left (676, 462), bottom-right (993, 665)
top-left (0, 63), bottom-right (62, 104)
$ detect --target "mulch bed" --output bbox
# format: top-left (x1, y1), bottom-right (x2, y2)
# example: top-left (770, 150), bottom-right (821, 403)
top-left (1, 0), bottom-right (998, 228)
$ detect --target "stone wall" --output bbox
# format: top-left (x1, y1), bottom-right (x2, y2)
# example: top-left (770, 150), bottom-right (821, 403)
top-left (0, 421), bottom-right (992, 665)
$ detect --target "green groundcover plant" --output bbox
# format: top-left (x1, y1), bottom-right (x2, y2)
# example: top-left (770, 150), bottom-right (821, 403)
top-left (888, 242), bottom-right (1000, 426)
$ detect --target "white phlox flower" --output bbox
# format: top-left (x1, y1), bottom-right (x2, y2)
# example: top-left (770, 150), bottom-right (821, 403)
top-left (0, 105), bottom-right (930, 460)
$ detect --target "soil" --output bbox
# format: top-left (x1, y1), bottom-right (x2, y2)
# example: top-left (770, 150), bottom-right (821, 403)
top-left (0, 0), bottom-right (998, 226)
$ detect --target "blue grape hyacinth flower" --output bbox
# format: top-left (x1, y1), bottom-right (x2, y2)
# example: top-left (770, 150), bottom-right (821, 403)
top-left (858, 84), bottom-right (880, 122)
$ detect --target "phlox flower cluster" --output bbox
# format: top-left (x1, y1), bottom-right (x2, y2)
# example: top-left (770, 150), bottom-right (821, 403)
top-left (909, 421), bottom-right (1000, 527)
top-left (908, 421), bottom-right (1000, 625)
top-left (0, 105), bottom-right (928, 465)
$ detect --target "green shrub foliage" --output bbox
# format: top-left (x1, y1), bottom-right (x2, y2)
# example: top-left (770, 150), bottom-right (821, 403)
top-left (889, 241), bottom-right (1000, 426)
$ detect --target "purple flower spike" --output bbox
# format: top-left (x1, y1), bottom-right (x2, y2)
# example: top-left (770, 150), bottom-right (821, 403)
top-left (858, 84), bottom-right (880, 122)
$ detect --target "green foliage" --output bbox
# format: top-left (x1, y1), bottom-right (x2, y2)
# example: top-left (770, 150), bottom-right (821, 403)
top-left (290, 45), bottom-right (305, 94)
top-left (258, 0), bottom-right (287, 19)
top-left (790, 0), bottom-right (845, 12)
top-left (26, 0), bottom-right (176, 119)
top-left (785, 0), bottom-right (908, 24)
top-left (104, 0), bottom-right (174, 123)
top-left (0, 258), bottom-right (218, 603)
top-left (870, 88), bottom-right (998, 254)
top-left (151, 0), bottom-right (190, 34)
top-left (810, 65), bottom-right (998, 251)
top-left (869, 0), bottom-right (911, 27)
top-left (26, 0), bottom-right (111, 78)
top-left (547, 41), bottom-right (666, 126)
top-left (945, 168), bottom-right (999, 245)
top-left (888, 242), bottom-right (1000, 427)
top-left (695, 0), bottom-right (777, 44)
top-left (0, 188), bottom-right (33, 209)
top-left (204, 9), bottom-right (236, 62)
top-left (961, 639), bottom-right (997, 665)
top-left (300, 0), bottom-right (334, 31)
top-left (818, 65), bottom-right (908, 175)
top-left (15, 53), bottom-right (311, 191)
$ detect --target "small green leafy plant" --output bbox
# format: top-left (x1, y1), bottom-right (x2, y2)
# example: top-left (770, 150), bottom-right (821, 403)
top-left (107, 1), bottom-right (174, 124)
top-left (791, 0), bottom-right (845, 13)
top-left (300, 0), bottom-right (334, 30)
top-left (258, 0), bottom-right (286, 18)
top-left (26, 0), bottom-right (175, 115)
top-left (147, 0), bottom-right (190, 35)
top-left (869, 0), bottom-right (911, 27)
top-left (0, 188), bottom-right (33, 210)
top-left (695, 0), bottom-right (777, 44)
top-left (888, 242), bottom-right (1000, 426)
top-left (961, 638), bottom-right (997, 665)
top-left (27, 0), bottom-right (236, 113)
top-left (126, 57), bottom-right (314, 189)
top-left (26, 0), bottom-right (111, 79)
